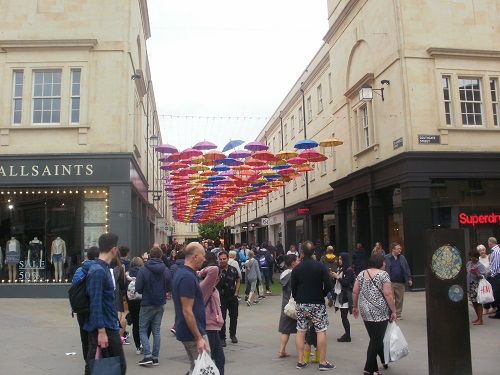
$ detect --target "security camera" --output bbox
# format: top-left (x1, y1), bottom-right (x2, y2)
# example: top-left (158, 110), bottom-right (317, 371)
top-left (381, 79), bottom-right (390, 85)
top-left (131, 74), bottom-right (141, 80)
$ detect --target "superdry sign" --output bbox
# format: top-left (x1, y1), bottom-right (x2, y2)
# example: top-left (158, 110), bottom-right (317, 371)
top-left (459, 212), bottom-right (500, 226)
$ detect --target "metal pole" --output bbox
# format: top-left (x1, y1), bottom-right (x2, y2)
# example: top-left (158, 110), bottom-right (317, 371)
top-left (301, 85), bottom-right (309, 241)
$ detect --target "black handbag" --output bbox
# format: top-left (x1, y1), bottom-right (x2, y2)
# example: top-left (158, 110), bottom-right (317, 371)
top-left (89, 348), bottom-right (121, 375)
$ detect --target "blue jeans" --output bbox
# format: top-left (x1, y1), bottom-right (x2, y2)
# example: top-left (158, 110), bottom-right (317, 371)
top-left (206, 330), bottom-right (225, 375)
top-left (260, 267), bottom-right (271, 290)
top-left (139, 304), bottom-right (164, 358)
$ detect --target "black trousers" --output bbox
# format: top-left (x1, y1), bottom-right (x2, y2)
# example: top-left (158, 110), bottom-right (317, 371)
top-left (76, 312), bottom-right (89, 361)
top-left (86, 328), bottom-right (127, 375)
top-left (206, 330), bottom-right (225, 375)
top-left (491, 275), bottom-right (500, 318)
top-left (363, 320), bottom-right (388, 373)
top-left (219, 295), bottom-right (239, 339)
top-left (128, 300), bottom-right (142, 349)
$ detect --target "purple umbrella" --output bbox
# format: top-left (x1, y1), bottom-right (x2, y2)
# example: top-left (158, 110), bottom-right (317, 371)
top-left (244, 141), bottom-right (269, 151)
top-left (193, 141), bottom-right (217, 150)
top-left (228, 149), bottom-right (251, 159)
top-left (156, 143), bottom-right (178, 154)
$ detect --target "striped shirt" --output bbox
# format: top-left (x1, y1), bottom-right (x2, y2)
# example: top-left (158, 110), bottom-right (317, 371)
top-left (490, 245), bottom-right (500, 277)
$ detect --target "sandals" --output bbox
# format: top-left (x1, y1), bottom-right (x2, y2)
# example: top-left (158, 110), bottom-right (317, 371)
top-left (278, 352), bottom-right (290, 358)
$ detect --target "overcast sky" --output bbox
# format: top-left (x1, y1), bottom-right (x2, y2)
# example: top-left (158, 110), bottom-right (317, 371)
top-left (147, 0), bottom-right (328, 152)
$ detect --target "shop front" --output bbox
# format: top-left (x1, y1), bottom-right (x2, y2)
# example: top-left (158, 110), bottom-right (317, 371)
top-left (331, 152), bottom-right (500, 289)
top-left (0, 153), bottom-right (154, 297)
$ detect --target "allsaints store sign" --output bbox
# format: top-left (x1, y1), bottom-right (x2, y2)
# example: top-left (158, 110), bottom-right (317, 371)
top-left (0, 164), bottom-right (94, 177)
top-left (0, 157), bottom-right (130, 185)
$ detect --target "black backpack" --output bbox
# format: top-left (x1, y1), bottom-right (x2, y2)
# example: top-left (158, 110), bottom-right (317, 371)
top-left (68, 275), bottom-right (89, 316)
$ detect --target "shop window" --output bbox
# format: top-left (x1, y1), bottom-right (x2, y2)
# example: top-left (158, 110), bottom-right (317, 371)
top-left (12, 70), bottom-right (23, 124)
top-left (459, 77), bottom-right (483, 125)
top-left (32, 70), bottom-right (62, 124)
top-left (0, 188), bottom-right (108, 283)
top-left (70, 69), bottom-right (81, 123)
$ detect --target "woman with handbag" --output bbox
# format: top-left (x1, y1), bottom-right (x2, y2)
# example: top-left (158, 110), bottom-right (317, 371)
top-left (352, 254), bottom-right (397, 375)
top-left (331, 252), bottom-right (355, 342)
top-left (467, 248), bottom-right (487, 325)
top-left (278, 254), bottom-right (299, 358)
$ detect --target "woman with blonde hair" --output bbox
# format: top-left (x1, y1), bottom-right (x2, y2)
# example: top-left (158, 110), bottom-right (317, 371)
top-left (244, 250), bottom-right (262, 305)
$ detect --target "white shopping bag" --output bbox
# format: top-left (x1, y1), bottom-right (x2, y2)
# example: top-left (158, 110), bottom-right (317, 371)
top-left (477, 279), bottom-right (495, 304)
top-left (193, 350), bottom-right (220, 375)
top-left (383, 321), bottom-right (409, 362)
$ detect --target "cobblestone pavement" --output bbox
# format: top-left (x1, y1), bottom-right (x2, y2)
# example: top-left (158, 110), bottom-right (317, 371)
top-left (0, 291), bottom-right (496, 374)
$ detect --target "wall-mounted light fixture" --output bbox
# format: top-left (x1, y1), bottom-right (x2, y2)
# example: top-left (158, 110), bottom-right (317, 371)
top-left (149, 134), bottom-right (159, 148)
top-left (359, 80), bottom-right (390, 102)
top-left (131, 74), bottom-right (141, 80)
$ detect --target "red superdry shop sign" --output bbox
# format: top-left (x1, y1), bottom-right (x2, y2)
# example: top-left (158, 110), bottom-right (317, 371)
top-left (459, 212), bottom-right (500, 226)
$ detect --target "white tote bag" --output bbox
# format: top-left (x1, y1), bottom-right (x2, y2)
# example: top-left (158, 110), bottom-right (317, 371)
top-left (193, 350), bottom-right (220, 375)
top-left (477, 278), bottom-right (495, 304)
top-left (383, 322), bottom-right (409, 363)
top-left (283, 297), bottom-right (298, 320)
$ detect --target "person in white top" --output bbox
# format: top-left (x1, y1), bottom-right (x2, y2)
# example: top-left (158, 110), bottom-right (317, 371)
top-left (286, 245), bottom-right (299, 257)
top-left (478, 244), bottom-right (496, 315)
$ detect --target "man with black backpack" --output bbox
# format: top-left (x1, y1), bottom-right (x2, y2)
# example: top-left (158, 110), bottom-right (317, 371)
top-left (70, 246), bottom-right (99, 373)
top-left (84, 233), bottom-right (127, 375)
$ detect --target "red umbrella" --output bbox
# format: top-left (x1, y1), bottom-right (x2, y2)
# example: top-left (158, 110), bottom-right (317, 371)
top-left (165, 152), bottom-right (182, 162)
top-left (245, 158), bottom-right (266, 166)
top-left (287, 156), bottom-right (307, 165)
top-left (180, 148), bottom-right (203, 159)
top-left (252, 150), bottom-right (278, 162)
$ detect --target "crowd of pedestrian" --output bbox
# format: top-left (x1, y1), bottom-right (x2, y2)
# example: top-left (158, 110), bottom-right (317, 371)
top-left (71, 234), bottom-right (499, 375)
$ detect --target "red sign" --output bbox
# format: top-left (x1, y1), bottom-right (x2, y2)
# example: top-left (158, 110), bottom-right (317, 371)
top-left (297, 207), bottom-right (310, 214)
top-left (459, 212), bottom-right (500, 226)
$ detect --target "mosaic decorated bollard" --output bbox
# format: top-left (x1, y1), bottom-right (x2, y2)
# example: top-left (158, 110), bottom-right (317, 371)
top-left (425, 229), bottom-right (472, 375)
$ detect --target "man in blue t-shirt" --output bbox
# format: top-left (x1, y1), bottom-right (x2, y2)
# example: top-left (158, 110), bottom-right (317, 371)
top-left (172, 242), bottom-right (209, 374)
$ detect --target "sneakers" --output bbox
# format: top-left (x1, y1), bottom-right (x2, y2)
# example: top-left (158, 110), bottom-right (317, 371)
top-left (318, 362), bottom-right (336, 371)
top-left (253, 300), bottom-right (260, 305)
top-left (170, 325), bottom-right (176, 335)
top-left (296, 362), bottom-right (308, 369)
top-left (138, 357), bottom-right (153, 366)
top-left (258, 295), bottom-right (265, 299)
top-left (122, 338), bottom-right (131, 345)
top-left (152, 358), bottom-right (159, 366)
top-left (136, 348), bottom-right (142, 355)
top-left (337, 335), bottom-right (351, 342)
top-left (237, 296), bottom-right (241, 301)
top-left (123, 331), bottom-right (130, 340)
top-left (266, 290), bottom-right (272, 294)
top-left (246, 300), bottom-right (251, 306)
top-left (230, 335), bottom-right (238, 344)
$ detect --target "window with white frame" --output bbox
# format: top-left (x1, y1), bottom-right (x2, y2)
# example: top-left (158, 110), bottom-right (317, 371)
top-left (328, 72), bottom-right (333, 102)
top-left (291, 116), bottom-right (295, 138)
top-left (298, 107), bottom-right (303, 131)
top-left (12, 71), bottom-right (23, 124)
top-left (317, 85), bottom-right (323, 112)
top-left (310, 163), bottom-right (316, 181)
top-left (307, 96), bottom-right (312, 121)
top-left (320, 146), bottom-right (327, 175)
top-left (70, 69), bottom-right (81, 123)
top-left (284, 124), bottom-right (288, 145)
top-left (301, 171), bottom-right (306, 186)
top-left (459, 77), bottom-right (483, 125)
top-left (442, 77), bottom-right (452, 125)
top-left (491, 78), bottom-right (499, 126)
top-left (272, 137), bottom-right (276, 153)
top-left (360, 105), bottom-right (370, 148)
top-left (33, 70), bottom-right (62, 124)
top-left (286, 181), bottom-right (290, 193)
top-left (278, 130), bottom-right (282, 150)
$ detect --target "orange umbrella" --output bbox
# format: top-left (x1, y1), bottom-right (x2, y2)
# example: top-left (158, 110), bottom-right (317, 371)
top-left (204, 150), bottom-right (226, 161)
top-left (252, 150), bottom-right (278, 162)
top-left (246, 158), bottom-right (266, 166)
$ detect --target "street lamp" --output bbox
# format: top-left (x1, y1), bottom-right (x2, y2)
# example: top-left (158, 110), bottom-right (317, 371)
top-left (359, 80), bottom-right (390, 102)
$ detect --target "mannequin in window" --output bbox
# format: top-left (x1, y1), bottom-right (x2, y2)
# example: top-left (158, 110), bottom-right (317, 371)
top-left (0, 246), bottom-right (3, 271)
top-left (6, 237), bottom-right (21, 282)
top-left (28, 237), bottom-right (44, 281)
top-left (51, 237), bottom-right (66, 282)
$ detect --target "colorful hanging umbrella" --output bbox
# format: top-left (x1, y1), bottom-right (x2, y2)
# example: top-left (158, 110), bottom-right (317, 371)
top-left (193, 141), bottom-right (217, 150)
top-left (245, 158), bottom-right (266, 166)
top-left (294, 139), bottom-right (319, 149)
top-left (276, 150), bottom-right (298, 159)
top-left (244, 141), bottom-right (269, 151)
top-left (212, 164), bottom-right (230, 172)
top-left (252, 150), bottom-right (278, 162)
top-left (287, 156), bottom-right (308, 165)
top-left (180, 148), bottom-right (203, 159)
top-left (220, 158), bottom-right (244, 166)
top-left (204, 150), bottom-right (226, 161)
top-left (296, 165), bottom-right (315, 172)
top-left (319, 137), bottom-right (343, 147)
top-left (228, 149), bottom-right (251, 159)
top-left (222, 140), bottom-right (245, 152)
top-left (165, 152), bottom-right (182, 162)
top-left (156, 143), bottom-right (178, 154)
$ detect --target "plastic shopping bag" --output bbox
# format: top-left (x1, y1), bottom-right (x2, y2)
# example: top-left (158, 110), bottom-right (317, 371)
top-left (193, 350), bottom-right (220, 375)
top-left (477, 278), bottom-right (495, 304)
top-left (383, 322), bottom-right (409, 363)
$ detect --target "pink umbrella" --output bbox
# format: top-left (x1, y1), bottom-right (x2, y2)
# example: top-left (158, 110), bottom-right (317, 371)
top-left (180, 148), bottom-right (203, 159)
top-left (193, 141), bottom-right (217, 150)
top-left (228, 149), bottom-right (251, 159)
top-left (244, 141), bottom-right (269, 151)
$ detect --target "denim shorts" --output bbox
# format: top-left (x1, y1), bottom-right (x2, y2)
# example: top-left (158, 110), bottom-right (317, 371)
top-left (52, 253), bottom-right (63, 263)
top-left (296, 303), bottom-right (329, 332)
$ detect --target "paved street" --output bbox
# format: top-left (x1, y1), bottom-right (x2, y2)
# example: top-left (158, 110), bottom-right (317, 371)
top-left (0, 291), bottom-right (496, 374)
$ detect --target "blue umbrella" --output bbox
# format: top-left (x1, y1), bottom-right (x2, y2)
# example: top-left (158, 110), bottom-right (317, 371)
top-left (294, 139), bottom-right (319, 149)
top-left (212, 164), bottom-right (230, 172)
top-left (222, 140), bottom-right (245, 152)
top-left (221, 157), bottom-right (244, 166)
top-left (272, 164), bottom-right (291, 170)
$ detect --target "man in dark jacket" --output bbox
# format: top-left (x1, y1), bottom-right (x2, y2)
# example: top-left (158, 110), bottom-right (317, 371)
top-left (385, 243), bottom-right (412, 320)
top-left (135, 246), bottom-right (172, 366)
top-left (291, 241), bottom-right (335, 370)
top-left (352, 243), bottom-right (366, 276)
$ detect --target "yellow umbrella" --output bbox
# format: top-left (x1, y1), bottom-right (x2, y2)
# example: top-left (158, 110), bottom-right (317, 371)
top-left (276, 150), bottom-right (298, 159)
top-left (319, 137), bottom-right (343, 147)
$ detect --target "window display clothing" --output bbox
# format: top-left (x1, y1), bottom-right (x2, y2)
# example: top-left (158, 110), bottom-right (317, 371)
top-left (28, 238), bottom-right (44, 281)
top-left (51, 237), bottom-right (66, 282)
top-left (6, 238), bottom-right (21, 282)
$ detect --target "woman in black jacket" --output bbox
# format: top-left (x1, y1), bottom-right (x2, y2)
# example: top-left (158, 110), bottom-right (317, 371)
top-left (331, 252), bottom-right (355, 342)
